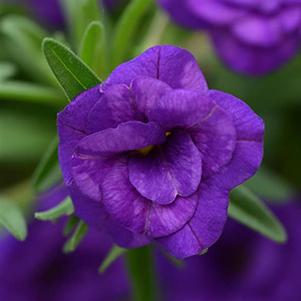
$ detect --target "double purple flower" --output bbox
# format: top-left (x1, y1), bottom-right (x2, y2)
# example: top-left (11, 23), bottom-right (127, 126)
top-left (159, 0), bottom-right (301, 75)
top-left (58, 45), bottom-right (264, 258)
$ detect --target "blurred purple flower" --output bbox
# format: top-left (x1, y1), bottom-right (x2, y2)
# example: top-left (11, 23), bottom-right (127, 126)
top-left (160, 201), bottom-right (301, 301)
top-left (0, 186), bottom-right (129, 301)
top-left (58, 45), bottom-right (264, 259)
top-left (159, 0), bottom-right (301, 75)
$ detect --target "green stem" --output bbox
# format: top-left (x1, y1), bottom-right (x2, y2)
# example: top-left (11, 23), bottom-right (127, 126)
top-left (125, 246), bottom-right (159, 301)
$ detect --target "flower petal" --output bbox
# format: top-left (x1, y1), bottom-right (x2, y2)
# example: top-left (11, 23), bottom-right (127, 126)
top-left (87, 84), bottom-right (140, 133)
top-left (232, 17), bottom-right (282, 47)
top-left (69, 182), bottom-right (149, 248)
top-left (159, 179), bottom-right (229, 259)
top-left (58, 86), bottom-right (101, 184)
top-left (102, 161), bottom-right (198, 238)
top-left (71, 155), bottom-right (115, 202)
top-left (131, 77), bottom-right (172, 116)
top-left (129, 131), bottom-right (202, 205)
top-left (105, 46), bottom-right (208, 91)
top-left (190, 105), bottom-right (237, 178)
top-left (147, 89), bottom-right (213, 130)
top-left (209, 90), bottom-right (264, 189)
top-left (76, 121), bottom-right (166, 157)
top-left (188, 0), bottom-right (245, 26)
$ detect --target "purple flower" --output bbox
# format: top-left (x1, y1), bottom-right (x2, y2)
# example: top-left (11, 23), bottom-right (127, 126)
top-left (0, 186), bottom-right (129, 301)
top-left (58, 45), bottom-right (264, 259)
top-left (159, 0), bottom-right (301, 75)
top-left (160, 201), bottom-right (301, 301)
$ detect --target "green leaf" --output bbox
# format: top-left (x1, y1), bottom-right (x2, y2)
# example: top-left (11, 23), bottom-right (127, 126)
top-left (63, 220), bottom-right (88, 253)
top-left (79, 21), bottom-right (107, 77)
top-left (61, 0), bottom-right (101, 49)
top-left (0, 197), bottom-right (27, 241)
top-left (42, 38), bottom-right (101, 100)
top-left (229, 186), bottom-right (287, 243)
top-left (0, 62), bottom-right (16, 81)
top-left (125, 246), bottom-right (159, 301)
top-left (98, 245), bottom-right (126, 273)
top-left (32, 137), bottom-right (62, 193)
top-left (35, 197), bottom-right (74, 221)
top-left (0, 81), bottom-right (64, 106)
top-left (112, 0), bottom-right (153, 68)
top-left (245, 167), bottom-right (295, 202)
top-left (63, 215), bottom-right (80, 236)
top-left (0, 16), bottom-right (55, 85)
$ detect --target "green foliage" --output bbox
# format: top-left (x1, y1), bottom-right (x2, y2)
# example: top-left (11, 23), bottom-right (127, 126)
top-left (79, 21), bottom-right (107, 77)
top-left (229, 186), bottom-right (287, 243)
top-left (98, 245), bottom-right (126, 273)
top-left (61, 0), bottom-right (101, 49)
top-left (112, 0), bottom-right (153, 68)
top-left (0, 81), bottom-right (64, 106)
top-left (42, 38), bottom-right (101, 101)
top-left (35, 196), bottom-right (74, 221)
top-left (0, 16), bottom-right (55, 85)
top-left (32, 137), bottom-right (62, 193)
top-left (63, 221), bottom-right (88, 253)
top-left (0, 197), bottom-right (27, 241)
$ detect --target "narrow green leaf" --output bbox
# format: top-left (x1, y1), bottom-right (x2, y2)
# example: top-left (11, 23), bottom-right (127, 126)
top-left (32, 137), bottom-right (62, 193)
top-left (245, 167), bottom-right (295, 201)
top-left (61, 0), bottom-right (101, 49)
top-left (0, 81), bottom-right (64, 106)
top-left (98, 245), bottom-right (126, 273)
top-left (126, 246), bottom-right (159, 301)
top-left (42, 38), bottom-right (101, 100)
top-left (35, 197), bottom-right (74, 221)
top-left (79, 21), bottom-right (107, 77)
top-left (0, 62), bottom-right (16, 81)
top-left (63, 215), bottom-right (80, 236)
top-left (63, 221), bottom-right (88, 253)
top-left (0, 198), bottom-right (27, 241)
top-left (229, 186), bottom-right (287, 243)
top-left (0, 16), bottom-right (55, 85)
top-left (112, 0), bottom-right (153, 68)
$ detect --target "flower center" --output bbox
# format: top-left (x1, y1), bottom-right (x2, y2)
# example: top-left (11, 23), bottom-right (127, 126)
top-left (137, 131), bottom-right (172, 156)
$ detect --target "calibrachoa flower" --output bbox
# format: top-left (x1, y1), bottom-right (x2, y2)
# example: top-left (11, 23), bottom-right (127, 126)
top-left (159, 0), bottom-right (301, 75)
top-left (58, 45), bottom-right (264, 258)
top-left (0, 186), bottom-right (129, 301)
top-left (161, 201), bottom-right (301, 301)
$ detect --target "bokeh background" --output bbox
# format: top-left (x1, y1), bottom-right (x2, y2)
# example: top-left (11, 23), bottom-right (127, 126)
top-left (0, 0), bottom-right (301, 300)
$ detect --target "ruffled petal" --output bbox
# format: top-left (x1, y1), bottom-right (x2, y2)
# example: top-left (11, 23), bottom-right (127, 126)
top-left (69, 182), bottom-right (149, 248)
top-left (71, 156), bottom-right (116, 202)
top-left (131, 77), bottom-right (172, 116)
top-left (232, 17), bottom-right (282, 47)
top-left (147, 89), bottom-right (213, 130)
top-left (129, 131), bottom-right (202, 205)
top-left (76, 121), bottom-right (166, 157)
top-left (58, 86), bottom-right (101, 184)
top-left (102, 161), bottom-right (198, 238)
top-left (105, 45), bottom-right (208, 91)
top-left (190, 105), bottom-right (237, 178)
top-left (188, 0), bottom-right (245, 26)
top-left (208, 90), bottom-right (264, 189)
top-left (159, 178), bottom-right (229, 259)
top-left (87, 84), bottom-right (140, 133)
